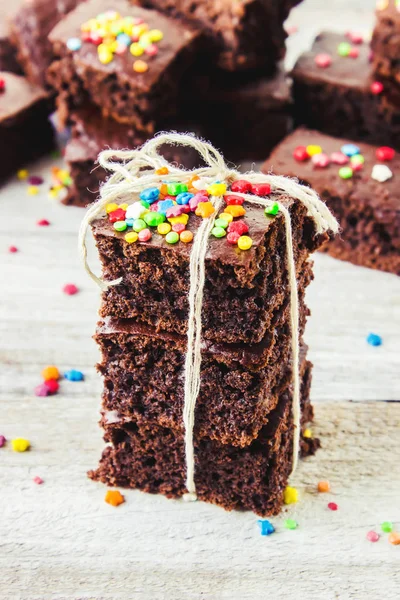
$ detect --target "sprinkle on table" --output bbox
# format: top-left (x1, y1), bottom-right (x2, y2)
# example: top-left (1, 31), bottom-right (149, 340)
top-left (28, 175), bottom-right (44, 186)
top-left (33, 476), bottom-right (44, 485)
top-left (34, 383), bottom-right (51, 397)
top-left (328, 502), bottom-right (338, 511)
top-left (283, 486), bottom-right (298, 504)
top-left (63, 283), bottom-right (79, 295)
top-left (317, 481), bottom-right (331, 493)
top-left (367, 333), bottom-right (382, 346)
top-left (388, 532), bottom-right (400, 545)
top-left (64, 369), bottom-right (84, 382)
top-left (0, 77), bottom-right (5, 92)
top-left (42, 366), bottom-right (60, 380)
top-left (303, 428), bottom-right (312, 438)
top-left (105, 490), bottom-right (125, 507)
top-left (366, 531), bottom-right (380, 543)
top-left (37, 219), bottom-right (50, 226)
top-left (12, 438), bottom-right (30, 452)
top-left (17, 169), bottom-right (29, 180)
top-left (0, 435), bottom-right (6, 448)
top-left (27, 186), bottom-right (39, 196)
top-left (381, 521), bottom-right (393, 533)
top-left (257, 519), bottom-right (275, 536)
top-left (284, 519), bottom-right (298, 530)
top-left (8, 246), bottom-right (18, 253)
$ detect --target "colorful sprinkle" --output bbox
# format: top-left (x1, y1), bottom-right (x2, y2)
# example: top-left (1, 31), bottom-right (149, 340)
top-left (341, 144), bottom-right (360, 157)
top-left (224, 205), bottom-right (246, 218)
top-left (228, 221), bottom-right (249, 235)
top-left (366, 333), bottom-right (382, 346)
top-left (283, 486), bottom-right (298, 504)
top-left (155, 166), bottom-right (169, 175)
top-left (35, 383), bottom-right (51, 397)
top-left (167, 182), bottom-right (188, 196)
top-left (207, 182), bottom-right (227, 196)
top-left (388, 532), bottom-right (400, 545)
top-left (42, 366), bottom-right (60, 380)
top-left (0, 77), bottom-right (5, 92)
top-left (67, 37), bottom-right (82, 51)
top-left (219, 212), bottom-right (233, 223)
top-left (105, 490), bottom-right (125, 507)
top-left (211, 226), bottom-right (226, 238)
top-left (371, 81), bottom-right (384, 95)
top-left (348, 47), bottom-right (359, 58)
top-left (346, 31), bottom-right (363, 44)
top-left (114, 220), bottom-right (128, 232)
top-left (0, 435), bottom-right (6, 447)
top-left (237, 235), bottom-right (253, 251)
top-left (180, 230), bottom-right (193, 243)
top-left (144, 212), bottom-right (165, 227)
top-left (195, 202), bottom-right (215, 218)
top-left (252, 183), bottom-right (271, 196)
top-left (37, 219), bottom-right (50, 226)
top-left (125, 231), bottom-right (139, 243)
top-left (44, 379), bottom-right (59, 395)
top-left (214, 218), bottom-right (229, 229)
top-left (157, 222), bottom-right (171, 235)
top-left (227, 231), bottom-right (241, 245)
top-left (303, 428), bottom-right (312, 438)
top-left (265, 202), bottom-right (279, 216)
top-left (293, 146), bottom-right (309, 162)
top-left (140, 187), bottom-right (160, 203)
top-left (367, 531), bottom-right (380, 543)
top-left (64, 369), bottom-right (84, 381)
top-left (376, 146), bottom-right (395, 161)
top-left (312, 153), bottom-right (330, 168)
top-left (231, 179), bottom-right (252, 193)
top-left (63, 284), bottom-right (79, 295)
top-left (337, 42), bottom-right (351, 57)
top-left (8, 245), bottom-right (18, 253)
top-left (371, 164), bottom-right (393, 182)
top-left (328, 502), bottom-right (338, 511)
top-left (318, 480), bottom-right (331, 493)
top-left (381, 521), bottom-right (393, 533)
top-left (331, 151), bottom-right (349, 165)
top-left (257, 519), bottom-right (275, 536)
top-left (306, 145), bottom-right (322, 156)
top-left (108, 208), bottom-right (126, 222)
top-left (338, 166), bottom-right (353, 179)
top-left (33, 476), bottom-right (44, 485)
top-left (315, 53), bottom-right (332, 68)
top-left (17, 169), bottom-right (29, 180)
top-left (27, 186), bottom-right (39, 195)
top-left (165, 231), bottom-right (179, 244)
top-left (284, 519), bottom-right (298, 530)
top-left (12, 438), bottom-right (30, 452)
top-left (28, 175), bottom-right (43, 185)
top-left (133, 59), bottom-right (148, 72)
top-left (138, 228), bottom-right (152, 242)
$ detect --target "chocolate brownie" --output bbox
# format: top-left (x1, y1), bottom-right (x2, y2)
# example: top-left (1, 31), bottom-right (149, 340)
top-left (93, 195), bottom-right (325, 344)
top-left (371, 0), bottom-right (400, 93)
top-left (292, 31), bottom-right (400, 149)
top-left (265, 128), bottom-right (400, 276)
top-left (184, 64), bottom-right (292, 161)
top-left (0, 4), bottom-right (23, 73)
top-left (48, 0), bottom-right (201, 132)
top-left (0, 72), bottom-right (54, 183)
top-left (10, 0), bottom-right (82, 88)
top-left (140, 0), bottom-right (288, 72)
top-left (64, 107), bottom-right (204, 207)
top-left (90, 357), bottom-right (313, 516)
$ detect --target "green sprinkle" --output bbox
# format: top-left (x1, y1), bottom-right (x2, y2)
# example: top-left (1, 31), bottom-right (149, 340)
top-left (167, 182), bottom-right (188, 196)
top-left (211, 226), bottom-right (227, 238)
top-left (381, 521), bottom-right (393, 533)
top-left (284, 519), bottom-right (298, 530)
top-left (113, 220), bottom-right (127, 232)
top-left (350, 154), bottom-right (365, 164)
top-left (133, 218), bottom-right (146, 232)
top-left (50, 149), bottom-right (61, 158)
top-left (165, 231), bottom-right (179, 244)
top-left (338, 166), bottom-right (353, 179)
top-left (265, 202), bottom-right (279, 216)
top-left (214, 218), bottom-right (229, 229)
top-left (140, 200), bottom-right (150, 209)
top-left (144, 212), bottom-right (165, 227)
top-left (337, 42), bottom-right (351, 57)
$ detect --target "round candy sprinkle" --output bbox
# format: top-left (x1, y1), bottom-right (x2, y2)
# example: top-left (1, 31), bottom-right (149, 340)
top-left (371, 81), bottom-right (384, 94)
top-left (63, 283), bottom-right (79, 295)
top-left (306, 144), bottom-right (322, 156)
top-left (371, 164), bottom-right (393, 182)
top-left (231, 179), bottom-right (252, 193)
top-left (35, 383), bottom-right (50, 397)
top-left (237, 235), bottom-right (253, 251)
top-left (67, 37), bottom-right (82, 51)
top-left (312, 153), bottom-right (330, 168)
top-left (339, 166), bottom-right (353, 179)
top-left (12, 438), bottom-right (30, 452)
top-left (337, 42), bottom-right (351, 57)
top-left (172, 222), bottom-right (185, 234)
top-left (64, 369), bottom-right (84, 381)
top-left (346, 31), bottom-right (363, 44)
top-left (218, 212), bottom-right (233, 223)
top-left (37, 218), bottom-right (51, 226)
top-left (0, 435), bottom-right (6, 447)
top-left (33, 476), bottom-right (44, 485)
top-left (293, 146), bottom-right (309, 161)
top-left (285, 519), bottom-right (298, 530)
top-left (303, 428), bottom-right (312, 438)
top-left (105, 490), bottom-right (125, 507)
top-left (376, 146), bottom-right (395, 161)
top-left (133, 218), bottom-right (146, 232)
top-left (348, 47), bottom-right (359, 58)
top-left (211, 226), bottom-right (226, 238)
top-left (331, 151), bottom-right (349, 165)
top-left (350, 154), bottom-right (365, 168)
top-left (381, 521), bottom-right (393, 533)
top-left (265, 202), bottom-right (279, 216)
top-left (114, 220), bottom-right (127, 232)
top-left (8, 246), bottom-right (18, 253)
top-left (117, 33), bottom-right (131, 46)
top-left (28, 175), bottom-right (43, 185)
top-left (157, 222), bottom-right (171, 235)
top-left (144, 212), bottom-right (165, 227)
top-left (227, 231), bottom-right (241, 245)
top-left (225, 205), bottom-right (246, 218)
top-left (318, 480), bottom-right (331, 493)
top-left (149, 29), bottom-right (163, 42)
top-left (0, 77), bottom-right (5, 92)
top-left (125, 231), bottom-right (138, 244)
top-left (138, 228), bottom-right (152, 242)
top-left (315, 53), bottom-right (332, 68)
top-left (328, 502), bottom-right (338, 511)
top-left (133, 59), bottom-right (148, 73)
top-left (388, 532), bottom-right (400, 545)
top-left (42, 365), bottom-right (60, 380)
top-left (44, 379), bottom-right (59, 394)
top-left (367, 332), bottom-right (382, 346)
top-left (165, 231), bottom-right (179, 244)
top-left (214, 218), bottom-right (229, 229)
top-left (283, 486), bottom-right (298, 504)
top-left (129, 43), bottom-right (144, 56)
top-left (367, 531), bottom-right (380, 543)
top-left (228, 221), bottom-right (249, 235)
top-left (17, 169), bottom-right (29, 180)
top-left (27, 186), bottom-right (39, 195)
top-left (257, 519), bottom-right (275, 536)
top-left (341, 143), bottom-right (360, 157)
top-left (180, 230), bottom-right (193, 243)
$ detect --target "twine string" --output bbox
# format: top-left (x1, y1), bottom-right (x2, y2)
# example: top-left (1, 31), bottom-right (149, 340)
top-left (79, 132), bottom-right (339, 501)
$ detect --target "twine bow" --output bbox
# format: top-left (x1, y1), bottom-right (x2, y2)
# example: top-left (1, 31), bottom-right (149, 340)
top-left (79, 132), bottom-right (339, 502)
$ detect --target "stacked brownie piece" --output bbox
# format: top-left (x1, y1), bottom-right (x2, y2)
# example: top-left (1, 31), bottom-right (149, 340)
top-left (371, 0), bottom-right (400, 95)
top-left (89, 177), bottom-right (327, 515)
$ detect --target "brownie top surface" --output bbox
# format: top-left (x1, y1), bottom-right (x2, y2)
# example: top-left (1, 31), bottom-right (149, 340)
top-left (0, 2), bottom-right (22, 38)
top-left (375, 0), bottom-right (400, 20)
top-left (0, 72), bottom-right (48, 120)
top-left (49, 0), bottom-right (200, 90)
top-left (265, 128), bottom-right (400, 213)
top-left (292, 31), bottom-right (372, 90)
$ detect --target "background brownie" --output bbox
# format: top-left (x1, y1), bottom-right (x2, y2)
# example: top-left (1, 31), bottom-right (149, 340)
top-left (265, 128), bottom-right (400, 276)
top-left (292, 31), bottom-right (400, 149)
top-left (48, 0), bottom-right (201, 131)
top-left (371, 0), bottom-right (400, 93)
top-left (0, 3), bottom-right (23, 73)
top-left (93, 197), bottom-right (324, 344)
top-left (0, 72), bottom-right (54, 183)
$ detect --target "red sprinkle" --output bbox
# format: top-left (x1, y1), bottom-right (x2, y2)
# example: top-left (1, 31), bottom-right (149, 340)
top-left (33, 476), bottom-right (44, 485)
top-left (226, 231), bottom-right (241, 244)
top-left (312, 153), bottom-right (330, 168)
top-left (224, 194), bottom-right (244, 206)
top-left (231, 179), bottom-right (252, 194)
top-left (171, 223), bottom-right (186, 234)
top-left (0, 77), bottom-right (5, 92)
top-left (44, 379), bottom-right (59, 394)
top-left (28, 175), bottom-right (44, 185)
top-left (293, 146), bottom-right (309, 162)
top-left (37, 219), bottom-right (50, 226)
top-left (35, 383), bottom-right (51, 397)
top-left (328, 502), bottom-right (338, 511)
top-left (376, 146), bottom-right (395, 161)
top-left (0, 435), bottom-right (6, 447)
top-left (366, 530), bottom-right (380, 543)
top-left (251, 183), bottom-right (271, 196)
top-left (371, 81), bottom-right (384, 95)
top-left (331, 151), bottom-right (349, 165)
top-left (346, 31), bottom-right (363, 44)
top-left (228, 221), bottom-right (249, 235)
top-left (63, 283), bottom-right (79, 295)
top-left (108, 208), bottom-right (126, 223)
top-left (8, 246), bottom-right (18, 253)
top-left (349, 47), bottom-right (359, 58)
top-left (314, 53), bottom-right (332, 68)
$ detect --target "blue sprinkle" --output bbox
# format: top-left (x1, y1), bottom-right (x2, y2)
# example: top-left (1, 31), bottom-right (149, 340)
top-left (116, 33), bottom-right (132, 47)
top-left (367, 333), bottom-right (382, 346)
top-left (66, 37), bottom-right (82, 51)
top-left (139, 187), bottom-right (160, 204)
top-left (125, 218), bottom-right (134, 227)
top-left (158, 200), bottom-right (175, 215)
top-left (341, 143), bottom-right (360, 157)
top-left (64, 369), bottom-right (84, 382)
top-left (257, 519), bottom-right (275, 536)
top-left (176, 192), bottom-right (194, 205)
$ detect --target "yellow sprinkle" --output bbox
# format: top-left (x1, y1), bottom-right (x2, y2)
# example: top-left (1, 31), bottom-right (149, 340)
top-left (168, 214), bottom-right (189, 225)
top-left (157, 222), bottom-right (171, 235)
top-left (306, 144), bottom-right (322, 156)
top-left (119, 203), bottom-right (129, 210)
top-left (237, 235), bottom-right (253, 250)
top-left (219, 212), bottom-right (233, 223)
top-left (303, 428), bottom-right (312, 438)
top-left (138, 33), bottom-right (152, 48)
top-left (105, 490), bottom-right (125, 506)
top-left (149, 29), bottom-right (163, 42)
top-left (98, 46), bottom-right (113, 64)
top-left (106, 203), bottom-right (119, 213)
top-left (156, 166), bottom-right (169, 175)
top-left (125, 232), bottom-right (138, 244)
top-left (283, 486), bottom-right (298, 505)
top-left (12, 438), bottom-right (30, 452)
top-left (48, 189), bottom-right (59, 199)
top-left (27, 186), bottom-right (39, 196)
top-left (225, 205), bottom-right (246, 217)
top-left (130, 42), bottom-right (144, 57)
top-left (207, 183), bottom-right (227, 196)
top-left (17, 169), bottom-right (29, 180)
top-left (133, 59), bottom-right (148, 73)
top-left (133, 24), bottom-right (149, 38)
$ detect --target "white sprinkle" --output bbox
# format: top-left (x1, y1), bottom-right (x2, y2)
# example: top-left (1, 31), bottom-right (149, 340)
top-left (125, 201), bottom-right (147, 220)
top-left (371, 164), bottom-right (393, 182)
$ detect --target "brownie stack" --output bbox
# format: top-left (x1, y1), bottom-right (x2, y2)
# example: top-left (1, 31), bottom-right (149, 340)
top-left (89, 180), bottom-right (327, 515)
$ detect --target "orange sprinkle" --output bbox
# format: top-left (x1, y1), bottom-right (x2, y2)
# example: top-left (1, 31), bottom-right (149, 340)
top-left (195, 201), bottom-right (215, 218)
top-left (105, 490), bottom-right (125, 507)
top-left (133, 59), bottom-right (148, 73)
top-left (224, 205), bottom-right (246, 217)
top-left (388, 532), bottom-right (400, 545)
top-left (156, 166), bottom-right (169, 175)
top-left (317, 480), bottom-right (331, 493)
top-left (160, 183), bottom-right (168, 195)
top-left (188, 174), bottom-right (200, 187)
top-left (41, 365), bottom-right (60, 381)
top-left (180, 230), bottom-right (193, 243)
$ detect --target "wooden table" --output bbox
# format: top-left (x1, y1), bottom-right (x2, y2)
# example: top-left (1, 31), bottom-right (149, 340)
top-left (1, 1), bottom-right (399, 598)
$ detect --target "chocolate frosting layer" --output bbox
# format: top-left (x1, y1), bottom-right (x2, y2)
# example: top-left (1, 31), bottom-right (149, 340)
top-left (0, 72), bottom-right (48, 121)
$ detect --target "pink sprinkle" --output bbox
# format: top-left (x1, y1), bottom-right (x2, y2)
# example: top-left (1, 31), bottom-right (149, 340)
top-left (227, 231), bottom-right (241, 245)
top-left (115, 43), bottom-right (127, 55)
top-left (0, 435), bottom-right (6, 447)
top-left (331, 151), bottom-right (349, 165)
top-left (346, 31), bottom-right (363, 44)
top-left (286, 25), bottom-right (298, 35)
top-left (371, 81), bottom-right (384, 95)
top-left (314, 53), bottom-right (332, 68)
top-left (145, 44), bottom-right (158, 56)
top-left (367, 530), bottom-right (380, 543)
top-left (33, 476), bottom-right (44, 485)
top-left (35, 383), bottom-right (51, 397)
top-left (63, 283), bottom-right (79, 295)
top-left (311, 153), bottom-right (330, 168)
top-left (28, 175), bottom-right (44, 185)
top-left (37, 219), bottom-right (50, 226)
top-left (328, 502), bottom-right (338, 511)
top-left (189, 194), bottom-right (207, 212)
top-left (149, 202), bottom-right (160, 212)
top-left (166, 205), bottom-right (187, 218)
top-left (8, 245), bottom-right (18, 253)
top-left (138, 228), bottom-right (152, 242)
top-left (172, 223), bottom-right (186, 233)
top-left (349, 47), bottom-right (359, 58)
